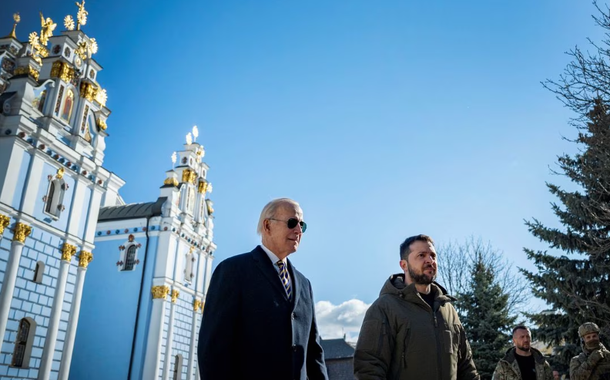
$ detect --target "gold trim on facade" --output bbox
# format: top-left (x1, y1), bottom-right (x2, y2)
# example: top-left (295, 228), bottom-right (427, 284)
top-left (61, 243), bottom-right (77, 261)
top-left (151, 285), bottom-right (170, 300)
top-left (193, 299), bottom-right (203, 312)
top-left (164, 177), bottom-right (179, 187)
top-left (96, 118), bottom-right (107, 131)
top-left (79, 251), bottom-right (93, 268)
top-left (181, 169), bottom-right (197, 185)
top-left (14, 66), bottom-right (40, 81)
top-left (197, 180), bottom-right (208, 194)
top-left (56, 167), bottom-right (65, 179)
top-left (0, 214), bottom-right (10, 235)
top-left (50, 61), bottom-right (75, 83)
top-left (13, 222), bottom-right (32, 243)
top-left (171, 290), bottom-right (180, 303)
top-left (79, 81), bottom-right (98, 102)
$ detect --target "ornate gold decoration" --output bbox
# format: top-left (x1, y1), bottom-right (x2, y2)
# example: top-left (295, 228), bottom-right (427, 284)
top-left (171, 290), bottom-right (180, 303)
top-left (195, 146), bottom-right (205, 163)
top-left (6, 13), bottom-right (20, 39)
top-left (14, 66), bottom-right (40, 81)
top-left (193, 299), bottom-right (203, 312)
top-left (64, 15), bottom-right (75, 31)
top-left (75, 38), bottom-right (97, 60)
top-left (181, 169), bottom-right (197, 184)
top-left (13, 223), bottom-right (32, 243)
top-left (198, 180), bottom-right (208, 194)
top-left (56, 167), bottom-right (65, 179)
top-left (79, 251), bottom-right (93, 268)
top-left (96, 118), bottom-right (107, 131)
top-left (207, 182), bottom-right (213, 194)
top-left (95, 88), bottom-right (107, 106)
top-left (75, 0), bottom-right (88, 30)
top-left (0, 214), bottom-right (10, 235)
top-left (79, 81), bottom-right (98, 101)
top-left (50, 61), bottom-right (75, 83)
top-left (61, 243), bottom-right (77, 261)
top-left (164, 177), bottom-right (178, 187)
top-left (171, 152), bottom-right (177, 167)
top-left (192, 126), bottom-right (199, 142)
top-left (206, 199), bottom-right (214, 215)
top-left (151, 285), bottom-right (170, 300)
top-left (186, 133), bottom-right (193, 145)
top-left (28, 32), bottom-right (48, 65)
top-left (39, 12), bottom-right (57, 46)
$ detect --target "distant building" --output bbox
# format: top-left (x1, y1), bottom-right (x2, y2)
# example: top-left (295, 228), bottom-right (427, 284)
top-left (321, 338), bottom-right (356, 380)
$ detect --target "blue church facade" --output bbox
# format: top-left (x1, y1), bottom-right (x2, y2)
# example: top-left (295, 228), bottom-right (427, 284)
top-left (0, 5), bottom-right (216, 380)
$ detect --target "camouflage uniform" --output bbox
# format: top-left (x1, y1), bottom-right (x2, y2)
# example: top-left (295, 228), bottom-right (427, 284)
top-left (569, 323), bottom-right (610, 380)
top-left (492, 346), bottom-right (553, 380)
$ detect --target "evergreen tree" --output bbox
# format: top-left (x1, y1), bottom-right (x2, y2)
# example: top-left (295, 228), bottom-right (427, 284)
top-left (457, 253), bottom-right (516, 380)
top-left (522, 98), bottom-right (610, 368)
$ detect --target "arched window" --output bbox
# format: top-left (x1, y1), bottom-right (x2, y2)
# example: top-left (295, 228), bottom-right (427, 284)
top-left (173, 354), bottom-right (184, 380)
top-left (185, 250), bottom-right (195, 284)
top-left (12, 318), bottom-right (36, 368)
top-left (45, 182), bottom-right (55, 214)
top-left (44, 172), bottom-right (66, 219)
top-left (117, 235), bottom-right (141, 271)
top-left (33, 261), bottom-right (45, 284)
top-left (124, 245), bottom-right (137, 271)
top-left (61, 89), bottom-right (74, 122)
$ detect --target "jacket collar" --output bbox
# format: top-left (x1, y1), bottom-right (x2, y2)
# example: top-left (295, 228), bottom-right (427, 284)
top-left (251, 245), bottom-right (300, 307)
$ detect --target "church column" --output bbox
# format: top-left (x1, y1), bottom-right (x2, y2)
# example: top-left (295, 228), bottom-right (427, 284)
top-left (0, 221), bottom-right (31, 345)
top-left (162, 289), bottom-right (180, 380)
top-left (142, 285), bottom-right (170, 380)
top-left (38, 243), bottom-right (77, 380)
top-left (57, 251), bottom-right (93, 380)
top-left (187, 299), bottom-right (202, 380)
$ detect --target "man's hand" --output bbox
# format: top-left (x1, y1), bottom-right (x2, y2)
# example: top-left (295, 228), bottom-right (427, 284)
top-left (589, 349), bottom-right (605, 364)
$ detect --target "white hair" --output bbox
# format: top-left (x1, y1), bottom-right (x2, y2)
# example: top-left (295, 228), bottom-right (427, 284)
top-left (256, 198), bottom-right (302, 235)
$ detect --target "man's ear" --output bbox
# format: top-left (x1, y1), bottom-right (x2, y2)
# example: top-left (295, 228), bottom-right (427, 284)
top-left (399, 259), bottom-right (408, 271)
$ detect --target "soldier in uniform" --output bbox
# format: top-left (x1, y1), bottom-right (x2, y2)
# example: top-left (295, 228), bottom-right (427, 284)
top-left (570, 322), bottom-right (610, 380)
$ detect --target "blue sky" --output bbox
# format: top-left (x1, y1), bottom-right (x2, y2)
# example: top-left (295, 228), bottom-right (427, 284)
top-left (5, 1), bottom-right (603, 339)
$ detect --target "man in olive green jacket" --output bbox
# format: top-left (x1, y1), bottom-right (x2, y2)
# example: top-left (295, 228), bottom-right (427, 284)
top-left (354, 234), bottom-right (480, 380)
top-left (569, 322), bottom-right (610, 380)
top-left (492, 326), bottom-right (553, 380)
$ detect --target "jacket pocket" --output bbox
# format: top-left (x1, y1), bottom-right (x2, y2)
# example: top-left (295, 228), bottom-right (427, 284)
top-left (443, 325), bottom-right (461, 355)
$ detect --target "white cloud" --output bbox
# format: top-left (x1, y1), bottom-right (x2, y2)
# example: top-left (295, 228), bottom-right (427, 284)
top-left (315, 299), bottom-right (370, 343)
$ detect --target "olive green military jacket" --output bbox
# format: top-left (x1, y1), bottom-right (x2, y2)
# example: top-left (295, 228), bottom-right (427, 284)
top-left (569, 343), bottom-right (610, 380)
top-left (491, 347), bottom-right (553, 380)
top-left (354, 275), bottom-right (479, 380)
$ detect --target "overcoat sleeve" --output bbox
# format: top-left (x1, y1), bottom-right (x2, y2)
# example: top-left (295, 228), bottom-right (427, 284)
top-left (197, 260), bottom-right (240, 379)
top-left (305, 280), bottom-right (329, 380)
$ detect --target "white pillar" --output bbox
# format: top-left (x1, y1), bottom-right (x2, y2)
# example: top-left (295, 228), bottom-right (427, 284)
top-left (187, 299), bottom-right (202, 380)
top-left (162, 290), bottom-right (179, 380)
top-left (0, 221), bottom-right (31, 345)
top-left (38, 243), bottom-right (77, 380)
top-left (57, 251), bottom-right (93, 380)
top-left (142, 285), bottom-right (169, 380)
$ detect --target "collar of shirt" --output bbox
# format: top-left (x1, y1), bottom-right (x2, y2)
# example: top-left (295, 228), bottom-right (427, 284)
top-left (260, 244), bottom-right (288, 275)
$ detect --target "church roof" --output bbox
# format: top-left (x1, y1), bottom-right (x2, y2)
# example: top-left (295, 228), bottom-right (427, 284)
top-left (98, 197), bottom-right (167, 221)
top-left (320, 338), bottom-right (355, 360)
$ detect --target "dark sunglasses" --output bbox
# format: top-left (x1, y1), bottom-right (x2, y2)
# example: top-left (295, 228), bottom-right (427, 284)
top-left (268, 218), bottom-right (307, 233)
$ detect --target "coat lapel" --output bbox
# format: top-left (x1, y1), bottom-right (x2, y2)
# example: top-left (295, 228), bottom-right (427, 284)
top-left (251, 246), bottom-right (291, 302)
top-left (287, 259), bottom-right (301, 309)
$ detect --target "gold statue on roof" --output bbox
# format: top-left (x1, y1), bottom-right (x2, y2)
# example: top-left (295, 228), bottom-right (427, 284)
top-left (76, 0), bottom-right (88, 30)
top-left (39, 12), bottom-right (56, 46)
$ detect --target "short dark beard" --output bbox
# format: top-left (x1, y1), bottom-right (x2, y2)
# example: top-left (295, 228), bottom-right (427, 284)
top-left (408, 262), bottom-right (436, 285)
top-left (516, 345), bottom-right (530, 353)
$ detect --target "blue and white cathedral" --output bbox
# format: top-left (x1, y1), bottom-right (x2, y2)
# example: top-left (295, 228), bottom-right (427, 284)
top-left (0, 4), bottom-right (216, 380)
